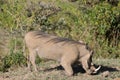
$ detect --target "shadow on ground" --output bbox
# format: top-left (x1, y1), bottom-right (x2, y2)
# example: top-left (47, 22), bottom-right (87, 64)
top-left (43, 64), bottom-right (119, 75)
top-left (98, 65), bottom-right (119, 73)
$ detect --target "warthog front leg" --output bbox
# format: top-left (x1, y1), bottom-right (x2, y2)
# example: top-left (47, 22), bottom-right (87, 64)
top-left (61, 61), bottom-right (73, 76)
top-left (61, 57), bottom-right (74, 76)
top-left (81, 60), bottom-right (92, 74)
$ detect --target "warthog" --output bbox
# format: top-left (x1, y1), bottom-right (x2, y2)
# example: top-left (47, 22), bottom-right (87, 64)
top-left (24, 31), bottom-right (100, 76)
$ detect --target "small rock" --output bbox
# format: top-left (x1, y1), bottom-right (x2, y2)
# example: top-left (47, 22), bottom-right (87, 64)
top-left (102, 71), bottom-right (110, 77)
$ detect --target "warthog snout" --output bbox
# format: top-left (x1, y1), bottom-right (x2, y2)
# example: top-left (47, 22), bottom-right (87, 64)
top-left (89, 64), bottom-right (101, 74)
top-left (93, 66), bottom-right (101, 73)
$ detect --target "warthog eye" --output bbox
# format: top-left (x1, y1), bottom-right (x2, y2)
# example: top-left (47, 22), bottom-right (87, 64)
top-left (85, 45), bottom-right (92, 53)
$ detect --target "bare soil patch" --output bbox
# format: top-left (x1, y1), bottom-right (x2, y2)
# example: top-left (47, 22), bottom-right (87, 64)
top-left (0, 59), bottom-right (120, 80)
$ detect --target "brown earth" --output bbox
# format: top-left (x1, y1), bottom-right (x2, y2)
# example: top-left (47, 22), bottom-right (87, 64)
top-left (0, 59), bottom-right (120, 80)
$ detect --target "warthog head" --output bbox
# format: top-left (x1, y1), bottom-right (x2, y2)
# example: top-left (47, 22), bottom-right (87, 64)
top-left (84, 50), bottom-right (101, 74)
top-left (85, 50), bottom-right (101, 75)
top-left (78, 41), bottom-right (101, 74)
top-left (89, 62), bottom-right (101, 74)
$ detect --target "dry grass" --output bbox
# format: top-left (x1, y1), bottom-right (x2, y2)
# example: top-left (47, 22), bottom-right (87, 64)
top-left (0, 59), bottom-right (120, 80)
top-left (0, 28), bottom-right (9, 57)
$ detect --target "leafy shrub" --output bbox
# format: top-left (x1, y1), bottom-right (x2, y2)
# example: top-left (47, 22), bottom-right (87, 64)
top-left (1, 52), bottom-right (27, 72)
top-left (86, 2), bottom-right (120, 58)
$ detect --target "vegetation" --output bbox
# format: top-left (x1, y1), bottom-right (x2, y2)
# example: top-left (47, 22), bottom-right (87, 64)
top-left (0, 0), bottom-right (120, 71)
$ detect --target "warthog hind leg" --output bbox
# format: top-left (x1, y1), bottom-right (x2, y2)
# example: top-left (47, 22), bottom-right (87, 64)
top-left (29, 50), bottom-right (37, 72)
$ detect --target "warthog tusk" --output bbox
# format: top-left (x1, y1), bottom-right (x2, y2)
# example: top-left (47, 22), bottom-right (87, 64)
top-left (95, 66), bottom-right (101, 72)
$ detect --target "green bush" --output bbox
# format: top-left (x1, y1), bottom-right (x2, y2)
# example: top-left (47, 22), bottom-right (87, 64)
top-left (1, 52), bottom-right (27, 72)
top-left (87, 2), bottom-right (120, 58)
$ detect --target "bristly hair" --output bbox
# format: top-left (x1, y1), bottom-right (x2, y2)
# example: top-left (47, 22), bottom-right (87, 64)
top-left (33, 31), bottom-right (86, 45)
top-left (34, 31), bottom-right (51, 38)
top-left (46, 37), bottom-right (86, 46)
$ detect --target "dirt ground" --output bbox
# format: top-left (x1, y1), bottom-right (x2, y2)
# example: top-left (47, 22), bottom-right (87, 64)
top-left (0, 59), bottom-right (120, 80)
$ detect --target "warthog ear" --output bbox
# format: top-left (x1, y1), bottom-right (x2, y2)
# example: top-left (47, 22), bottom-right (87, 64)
top-left (90, 50), bottom-right (92, 53)
top-left (90, 50), bottom-right (93, 55)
